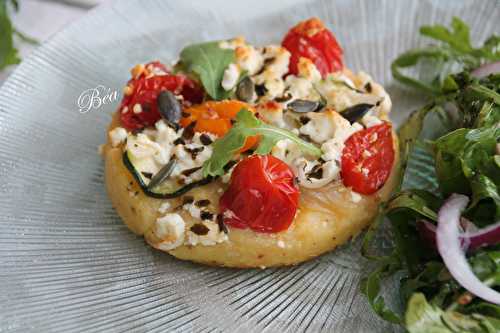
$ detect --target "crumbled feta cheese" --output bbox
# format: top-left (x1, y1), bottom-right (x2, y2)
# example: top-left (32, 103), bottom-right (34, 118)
top-left (133, 103), bottom-right (142, 114)
top-left (109, 127), bottom-right (128, 147)
top-left (277, 240), bottom-right (286, 248)
top-left (121, 106), bottom-right (129, 114)
top-left (235, 44), bottom-right (264, 75)
top-left (316, 74), bottom-right (379, 111)
top-left (350, 191), bottom-right (362, 203)
top-left (297, 57), bottom-right (321, 82)
top-left (356, 71), bottom-right (392, 116)
top-left (271, 139), bottom-right (303, 167)
top-left (296, 159), bottom-right (340, 188)
top-left (126, 133), bottom-right (169, 174)
top-left (170, 135), bottom-right (213, 182)
top-left (154, 120), bottom-right (179, 149)
top-left (222, 63), bottom-right (240, 91)
top-left (285, 76), bottom-right (320, 101)
top-left (186, 221), bottom-right (228, 246)
top-left (361, 111), bottom-right (383, 128)
top-left (300, 109), bottom-right (354, 144)
top-left (153, 213), bottom-right (185, 251)
top-left (183, 202), bottom-right (202, 220)
top-left (257, 101), bottom-right (287, 128)
top-left (158, 202), bottom-right (171, 214)
top-left (253, 45), bottom-right (290, 99)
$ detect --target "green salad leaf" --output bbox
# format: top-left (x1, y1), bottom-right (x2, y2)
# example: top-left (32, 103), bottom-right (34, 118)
top-left (405, 293), bottom-right (500, 333)
top-left (179, 41), bottom-right (235, 100)
top-left (391, 17), bottom-right (500, 95)
top-left (202, 109), bottom-right (322, 177)
top-left (0, 0), bottom-right (20, 70)
top-left (363, 17), bottom-right (500, 332)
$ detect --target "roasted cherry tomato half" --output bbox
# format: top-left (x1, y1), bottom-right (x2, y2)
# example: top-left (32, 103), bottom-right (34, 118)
top-left (341, 122), bottom-right (395, 195)
top-left (220, 155), bottom-right (299, 233)
top-left (119, 61), bottom-right (203, 131)
top-left (180, 100), bottom-right (258, 151)
top-left (282, 17), bottom-right (343, 77)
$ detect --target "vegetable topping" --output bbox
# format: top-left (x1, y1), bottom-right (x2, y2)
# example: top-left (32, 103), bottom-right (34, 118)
top-left (119, 61), bottom-right (203, 130)
top-left (282, 17), bottom-right (343, 77)
top-left (219, 155), bottom-right (299, 233)
top-left (111, 17), bottom-right (395, 237)
top-left (180, 100), bottom-right (258, 152)
top-left (341, 122), bottom-right (395, 194)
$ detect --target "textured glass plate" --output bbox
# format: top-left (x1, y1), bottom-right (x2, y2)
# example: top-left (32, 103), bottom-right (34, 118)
top-left (0, 0), bottom-right (498, 332)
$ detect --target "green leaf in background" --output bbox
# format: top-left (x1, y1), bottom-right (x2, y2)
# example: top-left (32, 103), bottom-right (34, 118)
top-left (0, 0), bottom-right (21, 70)
top-left (179, 41), bottom-right (235, 100)
top-left (420, 17), bottom-right (473, 54)
top-left (202, 109), bottom-right (322, 177)
top-left (391, 17), bottom-right (500, 95)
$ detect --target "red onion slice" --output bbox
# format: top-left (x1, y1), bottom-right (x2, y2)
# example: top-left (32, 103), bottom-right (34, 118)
top-left (417, 218), bottom-right (500, 251)
top-left (436, 194), bottom-right (500, 305)
top-left (467, 222), bottom-right (500, 249)
top-left (471, 61), bottom-right (500, 78)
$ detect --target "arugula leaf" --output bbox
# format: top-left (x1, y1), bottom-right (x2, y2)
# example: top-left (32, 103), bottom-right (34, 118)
top-left (391, 17), bottom-right (500, 95)
top-left (0, 0), bottom-right (20, 70)
top-left (202, 109), bottom-right (322, 177)
top-left (420, 17), bottom-right (473, 54)
top-left (179, 41), bottom-right (235, 100)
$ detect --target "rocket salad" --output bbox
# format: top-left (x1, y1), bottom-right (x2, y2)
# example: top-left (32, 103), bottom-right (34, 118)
top-left (362, 17), bottom-right (500, 332)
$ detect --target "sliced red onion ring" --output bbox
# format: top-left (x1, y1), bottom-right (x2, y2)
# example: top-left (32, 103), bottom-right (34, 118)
top-left (436, 194), bottom-right (500, 305)
top-left (417, 218), bottom-right (500, 251)
top-left (471, 61), bottom-right (500, 78)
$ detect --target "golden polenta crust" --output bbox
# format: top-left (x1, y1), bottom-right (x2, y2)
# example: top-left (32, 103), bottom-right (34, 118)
top-left (103, 112), bottom-right (400, 268)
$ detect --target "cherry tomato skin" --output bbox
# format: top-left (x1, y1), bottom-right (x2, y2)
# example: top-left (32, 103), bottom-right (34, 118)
top-left (282, 17), bottom-right (343, 77)
top-left (220, 155), bottom-right (299, 233)
top-left (119, 61), bottom-right (203, 131)
top-left (341, 122), bottom-right (395, 195)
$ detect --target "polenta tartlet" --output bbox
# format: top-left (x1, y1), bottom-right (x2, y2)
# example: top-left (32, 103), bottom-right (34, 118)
top-left (102, 18), bottom-right (400, 268)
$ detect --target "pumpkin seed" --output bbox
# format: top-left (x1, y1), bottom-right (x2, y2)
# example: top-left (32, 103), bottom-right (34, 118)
top-left (287, 99), bottom-right (321, 113)
top-left (157, 90), bottom-right (182, 125)
top-left (340, 103), bottom-right (374, 123)
top-left (147, 158), bottom-right (177, 190)
top-left (236, 76), bottom-right (255, 102)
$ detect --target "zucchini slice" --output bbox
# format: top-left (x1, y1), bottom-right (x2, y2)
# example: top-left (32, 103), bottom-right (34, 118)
top-left (122, 152), bottom-right (214, 199)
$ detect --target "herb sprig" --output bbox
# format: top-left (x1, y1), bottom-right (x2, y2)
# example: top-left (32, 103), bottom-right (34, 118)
top-left (202, 109), bottom-right (322, 177)
top-left (392, 17), bottom-right (500, 95)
